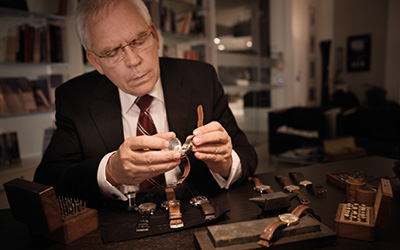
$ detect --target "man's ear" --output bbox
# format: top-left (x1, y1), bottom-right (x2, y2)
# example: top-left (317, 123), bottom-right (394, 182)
top-left (86, 51), bottom-right (105, 75)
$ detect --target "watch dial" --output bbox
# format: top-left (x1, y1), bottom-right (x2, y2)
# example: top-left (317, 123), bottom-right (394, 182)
top-left (279, 213), bottom-right (299, 225)
top-left (139, 202), bottom-right (157, 212)
top-left (167, 137), bottom-right (182, 152)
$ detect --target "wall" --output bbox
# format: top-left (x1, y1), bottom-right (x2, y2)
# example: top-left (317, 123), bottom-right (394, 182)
top-left (332, 0), bottom-right (390, 105)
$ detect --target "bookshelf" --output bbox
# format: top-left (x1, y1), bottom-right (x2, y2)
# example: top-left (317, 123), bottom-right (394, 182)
top-left (0, 1), bottom-right (82, 206)
top-left (149, 0), bottom-right (217, 66)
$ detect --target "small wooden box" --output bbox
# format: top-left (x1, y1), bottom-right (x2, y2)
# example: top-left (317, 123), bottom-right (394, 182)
top-left (335, 178), bottom-right (393, 241)
top-left (4, 178), bottom-right (98, 244)
top-left (326, 172), bottom-right (351, 189)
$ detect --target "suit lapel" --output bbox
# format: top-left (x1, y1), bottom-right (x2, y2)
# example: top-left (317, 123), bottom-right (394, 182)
top-left (88, 76), bottom-right (124, 152)
top-left (160, 59), bottom-right (191, 141)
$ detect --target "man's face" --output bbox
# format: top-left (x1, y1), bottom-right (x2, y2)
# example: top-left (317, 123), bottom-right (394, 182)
top-left (86, 1), bottom-right (160, 96)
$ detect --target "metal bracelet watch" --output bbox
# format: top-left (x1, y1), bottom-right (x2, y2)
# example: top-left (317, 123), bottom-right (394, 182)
top-left (276, 175), bottom-right (310, 205)
top-left (258, 205), bottom-right (318, 247)
top-left (162, 187), bottom-right (184, 228)
top-left (248, 177), bottom-right (274, 194)
top-left (190, 196), bottom-right (216, 221)
top-left (136, 202), bottom-right (157, 232)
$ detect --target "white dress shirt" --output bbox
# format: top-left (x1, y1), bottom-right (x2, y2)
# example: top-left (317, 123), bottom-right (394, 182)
top-left (97, 78), bottom-right (242, 201)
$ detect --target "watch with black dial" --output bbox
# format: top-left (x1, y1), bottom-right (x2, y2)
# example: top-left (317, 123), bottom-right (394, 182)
top-left (258, 205), bottom-right (319, 247)
top-left (248, 177), bottom-right (274, 194)
top-left (162, 187), bottom-right (184, 228)
top-left (136, 202), bottom-right (156, 232)
top-left (190, 196), bottom-right (216, 221)
top-left (276, 175), bottom-right (310, 204)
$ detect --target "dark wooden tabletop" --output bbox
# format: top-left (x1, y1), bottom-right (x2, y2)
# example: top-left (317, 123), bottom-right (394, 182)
top-left (1, 156), bottom-right (399, 249)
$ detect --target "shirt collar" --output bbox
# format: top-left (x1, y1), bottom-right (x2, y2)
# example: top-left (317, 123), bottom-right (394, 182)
top-left (119, 78), bottom-right (164, 114)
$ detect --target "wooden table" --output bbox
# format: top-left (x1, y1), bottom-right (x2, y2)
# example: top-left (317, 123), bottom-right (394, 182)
top-left (1, 156), bottom-right (399, 249)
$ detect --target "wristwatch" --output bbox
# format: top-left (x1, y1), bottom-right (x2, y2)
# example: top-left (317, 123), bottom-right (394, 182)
top-left (162, 187), bottom-right (184, 228)
top-left (136, 202), bottom-right (156, 232)
top-left (258, 205), bottom-right (318, 247)
top-left (190, 196), bottom-right (216, 221)
top-left (289, 172), bottom-right (327, 197)
top-left (276, 175), bottom-right (310, 204)
top-left (248, 177), bottom-right (274, 194)
top-left (289, 172), bottom-right (312, 187)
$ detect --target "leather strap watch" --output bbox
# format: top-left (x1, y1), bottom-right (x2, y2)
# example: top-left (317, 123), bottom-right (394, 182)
top-left (289, 172), bottom-right (312, 187)
top-left (190, 196), bottom-right (216, 221)
top-left (289, 172), bottom-right (327, 197)
top-left (162, 187), bottom-right (184, 228)
top-left (136, 202), bottom-right (156, 232)
top-left (248, 177), bottom-right (274, 194)
top-left (258, 205), bottom-right (319, 247)
top-left (276, 175), bottom-right (310, 204)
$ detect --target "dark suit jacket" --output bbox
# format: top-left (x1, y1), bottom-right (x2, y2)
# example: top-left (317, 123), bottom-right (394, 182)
top-left (34, 57), bottom-right (257, 207)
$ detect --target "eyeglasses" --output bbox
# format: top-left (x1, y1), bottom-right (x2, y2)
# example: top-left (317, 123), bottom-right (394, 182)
top-left (91, 30), bottom-right (153, 64)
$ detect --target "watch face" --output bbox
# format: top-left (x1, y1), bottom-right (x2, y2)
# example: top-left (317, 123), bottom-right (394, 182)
top-left (167, 137), bottom-right (182, 152)
top-left (299, 180), bottom-right (312, 186)
top-left (255, 185), bottom-right (271, 192)
top-left (278, 213), bottom-right (299, 225)
top-left (190, 196), bottom-right (208, 206)
top-left (284, 185), bottom-right (300, 192)
top-left (138, 202), bottom-right (156, 213)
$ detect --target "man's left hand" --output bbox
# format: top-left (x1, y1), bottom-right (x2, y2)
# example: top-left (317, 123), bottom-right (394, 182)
top-left (190, 121), bottom-right (233, 178)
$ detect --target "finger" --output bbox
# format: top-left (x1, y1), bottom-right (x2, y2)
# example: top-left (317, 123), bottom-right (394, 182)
top-left (193, 121), bottom-right (223, 136)
top-left (126, 135), bottom-right (170, 151)
top-left (192, 130), bottom-right (229, 146)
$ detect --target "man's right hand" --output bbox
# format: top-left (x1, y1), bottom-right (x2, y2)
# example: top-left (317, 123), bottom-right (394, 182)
top-left (105, 132), bottom-right (181, 186)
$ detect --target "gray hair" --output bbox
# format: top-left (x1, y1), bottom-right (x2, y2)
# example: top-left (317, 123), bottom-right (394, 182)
top-left (74, 0), bottom-right (152, 51)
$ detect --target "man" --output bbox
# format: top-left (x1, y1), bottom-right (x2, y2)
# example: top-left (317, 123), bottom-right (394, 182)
top-left (34, 0), bottom-right (257, 207)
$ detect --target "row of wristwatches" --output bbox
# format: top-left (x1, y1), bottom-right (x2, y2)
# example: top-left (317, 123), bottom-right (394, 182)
top-left (126, 188), bottom-right (216, 232)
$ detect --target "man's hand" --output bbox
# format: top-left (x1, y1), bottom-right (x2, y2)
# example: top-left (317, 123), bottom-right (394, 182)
top-left (106, 132), bottom-right (181, 186)
top-left (191, 121), bottom-right (233, 178)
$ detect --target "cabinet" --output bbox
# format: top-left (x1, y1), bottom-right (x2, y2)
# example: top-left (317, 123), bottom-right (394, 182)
top-left (0, 1), bottom-right (83, 208)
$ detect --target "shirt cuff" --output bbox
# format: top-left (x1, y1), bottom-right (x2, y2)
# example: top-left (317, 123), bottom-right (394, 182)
top-left (97, 152), bottom-right (128, 201)
top-left (210, 150), bottom-right (242, 189)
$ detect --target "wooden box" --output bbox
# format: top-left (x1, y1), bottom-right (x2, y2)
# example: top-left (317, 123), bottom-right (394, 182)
top-left (4, 178), bottom-right (98, 244)
top-left (335, 178), bottom-right (392, 241)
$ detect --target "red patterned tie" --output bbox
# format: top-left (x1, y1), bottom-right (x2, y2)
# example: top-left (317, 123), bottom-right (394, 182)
top-left (135, 95), bottom-right (166, 190)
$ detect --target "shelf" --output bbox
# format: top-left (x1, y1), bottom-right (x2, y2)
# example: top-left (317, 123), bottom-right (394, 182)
top-left (0, 7), bottom-right (65, 20)
top-left (162, 0), bottom-right (208, 14)
top-left (0, 109), bottom-right (55, 119)
top-left (0, 62), bottom-right (69, 67)
top-left (162, 32), bottom-right (208, 45)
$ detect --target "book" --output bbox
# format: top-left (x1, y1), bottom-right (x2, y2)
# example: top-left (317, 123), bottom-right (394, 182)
top-left (0, 131), bottom-right (21, 165)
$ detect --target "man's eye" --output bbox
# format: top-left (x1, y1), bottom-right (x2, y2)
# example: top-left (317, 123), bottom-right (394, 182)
top-left (133, 37), bottom-right (147, 45)
top-left (104, 48), bottom-right (120, 57)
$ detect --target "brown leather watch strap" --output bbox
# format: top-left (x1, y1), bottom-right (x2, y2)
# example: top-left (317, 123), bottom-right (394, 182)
top-left (291, 204), bottom-right (320, 221)
top-left (276, 175), bottom-right (292, 187)
top-left (199, 202), bottom-right (216, 221)
top-left (258, 204), bottom-right (317, 247)
top-left (174, 155), bottom-right (191, 185)
top-left (294, 190), bottom-right (310, 205)
top-left (248, 177), bottom-right (274, 194)
top-left (258, 220), bottom-right (287, 247)
top-left (164, 188), bottom-right (184, 228)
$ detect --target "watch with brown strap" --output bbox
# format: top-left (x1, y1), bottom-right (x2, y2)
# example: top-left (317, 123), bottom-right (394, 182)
top-left (258, 205), bottom-right (319, 247)
top-left (276, 175), bottom-right (310, 204)
top-left (190, 196), bottom-right (216, 221)
top-left (289, 172), bottom-right (327, 197)
top-left (162, 187), bottom-right (184, 228)
top-left (248, 177), bottom-right (274, 194)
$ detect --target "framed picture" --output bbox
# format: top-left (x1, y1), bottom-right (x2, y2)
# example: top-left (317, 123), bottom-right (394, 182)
top-left (347, 34), bottom-right (371, 72)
